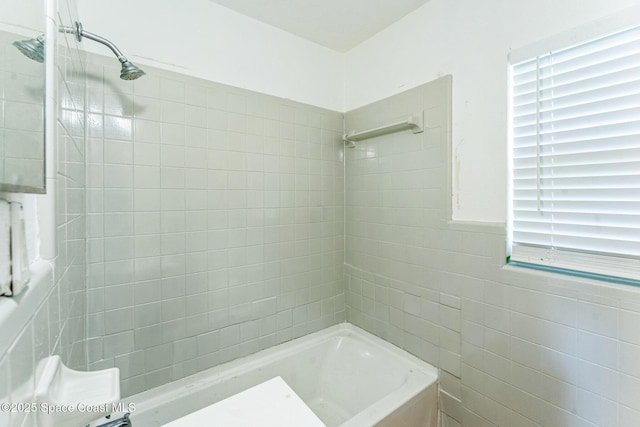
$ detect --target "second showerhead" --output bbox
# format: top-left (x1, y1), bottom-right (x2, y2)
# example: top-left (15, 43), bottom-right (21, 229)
top-left (13, 35), bottom-right (45, 63)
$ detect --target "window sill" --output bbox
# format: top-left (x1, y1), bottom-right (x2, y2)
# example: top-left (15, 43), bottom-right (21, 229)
top-left (501, 262), bottom-right (640, 292)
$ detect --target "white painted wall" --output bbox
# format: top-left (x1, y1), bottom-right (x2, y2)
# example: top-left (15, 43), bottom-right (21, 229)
top-left (79, 0), bottom-right (640, 220)
top-left (0, 0), bottom-right (45, 35)
top-left (344, 0), bottom-right (640, 222)
top-left (78, 0), bottom-right (344, 111)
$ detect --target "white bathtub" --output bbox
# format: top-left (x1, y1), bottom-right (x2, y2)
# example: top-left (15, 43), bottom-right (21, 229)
top-left (127, 323), bottom-right (439, 427)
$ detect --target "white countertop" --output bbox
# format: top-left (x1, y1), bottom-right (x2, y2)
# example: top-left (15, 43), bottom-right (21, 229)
top-left (163, 376), bottom-right (326, 427)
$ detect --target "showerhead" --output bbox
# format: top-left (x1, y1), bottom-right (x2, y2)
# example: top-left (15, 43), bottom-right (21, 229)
top-left (61, 21), bottom-right (146, 80)
top-left (120, 60), bottom-right (146, 80)
top-left (13, 35), bottom-right (45, 63)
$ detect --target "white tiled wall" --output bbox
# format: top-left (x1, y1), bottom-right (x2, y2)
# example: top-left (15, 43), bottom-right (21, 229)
top-left (0, 0), bottom-right (87, 425)
top-left (84, 55), bottom-right (345, 396)
top-left (54, 0), bottom-right (88, 372)
top-left (344, 76), bottom-right (640, 427)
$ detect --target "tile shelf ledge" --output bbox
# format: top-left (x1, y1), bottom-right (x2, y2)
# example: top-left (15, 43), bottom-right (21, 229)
top-left (0, 260), bottom-right (54, 357)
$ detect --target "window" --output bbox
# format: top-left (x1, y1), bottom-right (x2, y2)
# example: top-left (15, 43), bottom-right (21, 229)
top-left (508, 25), bottom-right (640, 283)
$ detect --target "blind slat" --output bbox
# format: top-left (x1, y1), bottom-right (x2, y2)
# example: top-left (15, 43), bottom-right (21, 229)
top-left (513, 161), bottom-right (640, 179)
top-left (513, 134), bottom-right (640, 154)
top-left (514, 93), bottom-right (640, 126)
top-left (513, 65), bottom-right (640, 104)
top-left (513, 26), bottom-right (640, 76)
top-left (513, 121), bottom-right (640, 145)
top-left (514, 51), bottom-right (640, 91)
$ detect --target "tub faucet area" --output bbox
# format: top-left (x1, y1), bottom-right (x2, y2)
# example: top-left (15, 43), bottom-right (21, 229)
top-left (88, 413), bottom-right (132, 427)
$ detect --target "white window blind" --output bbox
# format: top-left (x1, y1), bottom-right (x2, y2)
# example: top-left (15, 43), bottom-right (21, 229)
top-left (509, 25), bottom-right (640, 282)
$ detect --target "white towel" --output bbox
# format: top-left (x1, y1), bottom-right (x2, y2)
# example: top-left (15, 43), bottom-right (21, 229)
top-left (10, 201), bottom-right (30, 296)
top-left (0, 200), bottom-right (10, 296)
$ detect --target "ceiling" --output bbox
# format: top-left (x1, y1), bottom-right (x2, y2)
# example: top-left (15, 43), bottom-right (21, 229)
top-left (208, 0), bottom-right (430, 52)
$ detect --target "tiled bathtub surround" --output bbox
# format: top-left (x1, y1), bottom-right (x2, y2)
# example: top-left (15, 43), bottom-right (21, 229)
top-left (344, 76), bottom-right (461, 416)
top-left (344, 77), bottom-right (640, 427)
top-left (345, 77), bottom-right (454, 363)
top-left (84, 55), bottom-right (345, 396)
top-left (0, 0), bottom-right (88, 426)
top-left (54, 0), bottom-right (89, 373)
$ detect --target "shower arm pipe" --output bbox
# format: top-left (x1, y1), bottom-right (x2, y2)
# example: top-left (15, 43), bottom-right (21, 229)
top-left (59, 22), bottom-right (129, 64)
